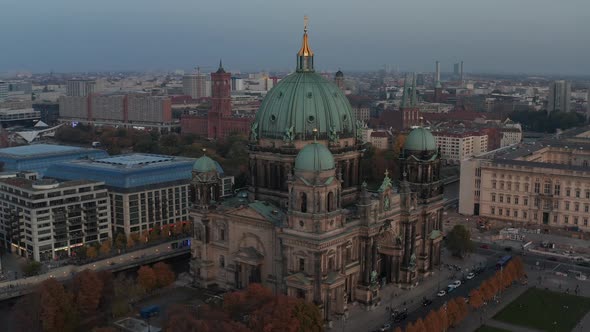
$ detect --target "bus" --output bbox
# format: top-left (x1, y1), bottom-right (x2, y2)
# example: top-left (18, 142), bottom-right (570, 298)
top-left (496, 255), bottom-right (512, 269)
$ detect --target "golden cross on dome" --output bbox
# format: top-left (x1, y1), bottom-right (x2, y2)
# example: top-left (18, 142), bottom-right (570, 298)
top-left (384, 169), bottom-right (389, 178)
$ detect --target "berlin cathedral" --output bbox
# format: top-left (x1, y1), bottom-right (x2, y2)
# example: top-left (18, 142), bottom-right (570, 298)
top-left (189, 22), bottom-right (444, 322)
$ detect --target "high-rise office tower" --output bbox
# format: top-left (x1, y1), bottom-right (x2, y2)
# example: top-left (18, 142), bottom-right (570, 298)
top-left (0, 81), bottom-right (8, 101)
top-left (547, 80), bottom-right (571, 113)
top-left (435, 61), bottom-right (440, 84)
top-left (66, 79), bottom-right (95, 97)
top-left (453, 63), bottom-right (460, 77)
top-left (460, 61), bottom-right (464, 82)
top-left (182, 73), bottom-right (208, 99)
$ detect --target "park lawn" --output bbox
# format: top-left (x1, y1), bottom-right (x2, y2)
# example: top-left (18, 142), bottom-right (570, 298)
top-left (475, 326), bottom-right (511, 332)
top-left (494, 287), bottom-right (590, 332)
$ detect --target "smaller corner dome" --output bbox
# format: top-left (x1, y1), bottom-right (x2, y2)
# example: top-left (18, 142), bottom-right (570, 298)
top-left (335, 70), bottom-right (344, 78)
top-left (295, 143), bottom-right (335, 172)
top-left (193, 155), bottom-right (218, 173)
top-left (404, 127), bottom-right (436, 152)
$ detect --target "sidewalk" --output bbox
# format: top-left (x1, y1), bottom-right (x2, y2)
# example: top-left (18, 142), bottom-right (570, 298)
top-left (333, 252), bottom-right (487, 332)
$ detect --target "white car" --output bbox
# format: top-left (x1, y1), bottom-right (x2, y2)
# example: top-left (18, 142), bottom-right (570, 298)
top-left (466, 272), bottom-right (475, 280)
top-left (452, 280), bottom-right (462, 288)
top-left (437, 290), bottom-right (446, 297)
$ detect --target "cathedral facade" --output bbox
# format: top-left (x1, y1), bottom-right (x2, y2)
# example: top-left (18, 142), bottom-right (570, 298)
top-left (189, 24), bottom-right (444, 321)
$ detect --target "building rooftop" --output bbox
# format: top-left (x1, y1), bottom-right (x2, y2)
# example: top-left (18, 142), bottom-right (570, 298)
top-left (0, 177), bottom-right (101, 191)
top-left (45, 153), bottom-right (195, 190)
top-left (0, 144), bottom-right (94, 158)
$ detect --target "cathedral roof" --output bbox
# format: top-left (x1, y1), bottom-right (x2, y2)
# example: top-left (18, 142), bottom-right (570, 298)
top-left (251, 22), bottom-right (356, 141)
top-left (404, 127), bottom-right (437, 152)
top-left (193, 153), bottom-right (219, 173)
top-left (294, 142), bottom-right (335, 172)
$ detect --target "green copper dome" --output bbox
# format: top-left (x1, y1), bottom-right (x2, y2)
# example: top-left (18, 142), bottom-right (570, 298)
top-left (404, 127), bottom-right (437, 152)
top-left (251, 26), bottom-right (355, 141)
top-left (193, 155), bottom-right (218, 173)
top-left (253, 72), bottom-right (355, 141)
top-left (294, 142), bottom-right (335, 172)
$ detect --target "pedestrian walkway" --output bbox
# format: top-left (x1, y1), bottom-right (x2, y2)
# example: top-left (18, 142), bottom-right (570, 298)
top-left (485, 319), bottom-right (542, 332)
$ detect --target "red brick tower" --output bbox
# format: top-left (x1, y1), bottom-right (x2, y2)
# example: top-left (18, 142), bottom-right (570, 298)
top-left (208, 60), bottom-right (232, 139)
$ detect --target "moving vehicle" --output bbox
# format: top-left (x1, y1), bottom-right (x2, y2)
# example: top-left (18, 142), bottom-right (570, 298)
top-left (466, 272), bottom-right (475, 280)
top-left (380, 323), bottom-right (391, 331)
top-left (496, 255), bottom-right (512, 269)
top-left (452, 280), bottom-right (462, 288)
top-left (140, 305), bottom-right (160, 319)
top-left (437, 290), bottom-right (446, 297)
top-left (422, 298), bottom-right (433, 306)
top-left (393, 311), bottom-right (407, 323)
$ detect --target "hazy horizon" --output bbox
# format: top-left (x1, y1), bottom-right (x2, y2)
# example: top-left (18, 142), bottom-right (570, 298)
top-left (1, 0), bottom-right (588, 75)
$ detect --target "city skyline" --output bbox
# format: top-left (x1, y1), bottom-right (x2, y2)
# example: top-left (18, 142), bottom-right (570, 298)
top-left (1, 0), bottom-right (588, 75)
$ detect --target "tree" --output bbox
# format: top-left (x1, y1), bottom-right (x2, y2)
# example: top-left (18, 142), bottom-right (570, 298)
top-left (126, 235), bottom-right (136, 249)
top-left (405, 321), bottom-right (415, 332)
top-left (446, 299), bottom-right (461, 327)
top-left (292, 301), bottom-right (323, 332)
top-left (12, 291), bottom-right (43, 332)
top-left (437, 307), bottom-right (448, 331)
top-left (86, 246), bottom-right (98, 260)
top-left (114, 233), bottom-right (127, 250)
top-left (444, 225), bottom-right (474, 258)
top-left (453, 297), bottom-right (468, 324)
top-left (99, 240), bottom-right (112, 256)
top-left (154, 262), bottom-right (176, 288)
top-left (512, 256), bottom-right (525, 280)
top-left (22, 261), bottom-right (42, 277)
top-left (73, 269), bottom-right (104, 317)
top-left (39, 278), bottom-right (78, 332)
top-left (92, 328), bottom-right (117, 332)
top-left (468, 289), bottom-right (484, 309)
top-left (393, 327), bottom-right (403, 332)
top-left (479, 280), bottom-right (495, 302)
top-left (424, 310), bottom-right (441, 332)
top-left (137, 266), bottom-right (157, 292)
top-left (413, 318), bottom-right (427, 332)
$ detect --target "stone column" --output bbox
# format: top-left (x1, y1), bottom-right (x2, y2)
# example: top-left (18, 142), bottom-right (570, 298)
top-left (363, 238), bottom-right (371, 284)
top-left (345, 160), bottom-right (351, 187)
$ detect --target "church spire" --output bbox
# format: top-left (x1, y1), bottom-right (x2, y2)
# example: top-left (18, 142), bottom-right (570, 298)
top-left (401, 74), bottom-right (409, 108)
top-left (411, 73), bottom-right (417, 107)
top-left (216, 59), bottom-right (225, 73)
top-left (296, 16), bottom-right (314, 72)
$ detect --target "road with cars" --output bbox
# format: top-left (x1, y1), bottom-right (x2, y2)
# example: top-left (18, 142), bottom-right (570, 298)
top-left (374, 242), bottom-right (590, 331)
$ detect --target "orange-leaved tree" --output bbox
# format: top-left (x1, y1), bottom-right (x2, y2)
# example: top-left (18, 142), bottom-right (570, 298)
top-left (39, 278), bottom-right (78, 332)
top-left (137, 265), bottom-right (157, 292)
top-left (72, 269), bottom-right (104, 317)
top-left (424, 309), bottom-right (441, 332)
top-left (153, 262), bottom-right (176, 288)
top-left (468, 289), bottom-right (484, 309)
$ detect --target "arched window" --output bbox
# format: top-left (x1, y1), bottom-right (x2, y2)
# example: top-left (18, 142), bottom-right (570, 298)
top-left (327, 192), bottom-right (334, 212)
top-left (219, 255), bottom-right (225, 268)
top-left (300, 193), bottom-right (307, 213)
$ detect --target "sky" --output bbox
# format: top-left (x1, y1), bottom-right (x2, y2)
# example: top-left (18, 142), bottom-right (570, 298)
top-left (0, 0), bottom-right (588, 75)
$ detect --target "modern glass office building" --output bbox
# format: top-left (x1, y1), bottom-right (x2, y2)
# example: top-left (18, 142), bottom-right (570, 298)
top-left (46, 154), bottom-right (195, 235)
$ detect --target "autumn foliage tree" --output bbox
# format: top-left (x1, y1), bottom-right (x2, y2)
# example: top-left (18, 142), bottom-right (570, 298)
top-left (99, 240), bottom-right (112, 256)
top-left (437, 306), bottom-right (449, 332)
top-left (86, 246), bottom-right (98, 259)
top-left (423, 310), bottom-right (439, 332)
top-left (39, 278), bottom-right (79, 332)
top-left (137, 265), bottom-right (157, 292)
top-left (154, 262), bottom-right (176, 288)
top-left (165, 283), bottom-right (323, 332)
top-left (72, 269), bottom-right (105, 316)
top-left (468, 289), bottom-right (484, 309)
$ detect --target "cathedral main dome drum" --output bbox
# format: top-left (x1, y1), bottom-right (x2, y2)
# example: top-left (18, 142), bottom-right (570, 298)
top-left (251, 23), bottom-right (357, 142)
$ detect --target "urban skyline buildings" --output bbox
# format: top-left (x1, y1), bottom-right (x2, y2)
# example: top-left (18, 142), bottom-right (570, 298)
top-left (547, 80), bottom-right (572, 113)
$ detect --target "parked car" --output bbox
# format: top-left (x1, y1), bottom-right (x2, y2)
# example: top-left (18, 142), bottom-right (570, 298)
top-left (480, 244), bottom-right (490, 249)
top-left (422, 298), bottom-right (433, 306)
top-left (504, 247), bottom-right (513, 252)
top-left (380, 323), bottom-right (391, 331)
top-left (466, 272), bottom-right (475, 280)
top-left (452, 280), bottom-right (462, 288)
top-left (393, 312), bottom-right (407, 323)
top-left (437, 290), bottom-right (446, 297)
